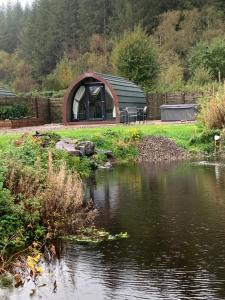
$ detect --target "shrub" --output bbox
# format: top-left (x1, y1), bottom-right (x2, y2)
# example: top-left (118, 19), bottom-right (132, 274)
top-left (191, 66), bottom-right (213, 85)
top-left (198, 91), bottom-right (225, 129)
top-left (112, 26), bottom-right (159, 88)
top-left (43, 73), bottom-right (65, 91)
top-left (12, 62), bottom-right (34, 93)
top-left (124, 128), bottom-right (143, 142)
top-left (4, 154), bottom-right (95, 236)
top-left (159, 63), bottom-right (184, 87)
top-left (189, 38), bottom-right (225, 81)
top-left (0, 103), bottom-right (29, 120)
top-left (41, 154), bottom-right (94, 234)
top-left (189, 128), bottom-right (220, 153)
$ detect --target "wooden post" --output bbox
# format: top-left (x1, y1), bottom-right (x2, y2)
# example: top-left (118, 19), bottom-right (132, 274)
top-left (218, 71), bottom-right (221, 83)
top-left (35, 97), bottom-right (39, 118)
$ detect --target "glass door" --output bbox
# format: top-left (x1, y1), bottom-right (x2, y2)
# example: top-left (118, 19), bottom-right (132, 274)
top-left (86, 84), bottom-right (106, 121)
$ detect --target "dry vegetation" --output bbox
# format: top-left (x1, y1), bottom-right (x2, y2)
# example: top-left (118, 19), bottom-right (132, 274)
top-left (5, 153), bottom-right (96, 237)
top-left (199, 90), bottom-right (225, 129)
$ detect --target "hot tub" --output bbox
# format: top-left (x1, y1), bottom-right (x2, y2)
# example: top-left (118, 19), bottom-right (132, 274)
top-left (160, 104), bottom-right (198, 121)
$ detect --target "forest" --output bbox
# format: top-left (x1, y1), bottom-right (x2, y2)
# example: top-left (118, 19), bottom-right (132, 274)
top-left (1, 0), bottom-right (225, 94)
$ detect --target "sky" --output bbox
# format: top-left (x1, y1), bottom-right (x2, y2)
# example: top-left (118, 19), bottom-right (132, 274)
top-left (0, 0), bottom-right (33, 8)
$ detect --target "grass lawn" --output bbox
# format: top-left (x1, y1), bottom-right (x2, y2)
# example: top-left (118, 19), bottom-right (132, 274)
top-left (58, 124), bottom-right (201, 151)
top-left (0, 124), bottom-right (203, 153)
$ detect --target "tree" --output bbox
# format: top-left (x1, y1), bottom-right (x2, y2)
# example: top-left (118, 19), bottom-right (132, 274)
top-left (78, 0), bottom-right (112, 51)
top-left (154, 7), bottom-right (225, 60)
top-left (189, 38), bottom-right (225, 80)
top-left (112, 26), bottom-right (159, 88)
top-left (12, 61), bottom-right (34, 92)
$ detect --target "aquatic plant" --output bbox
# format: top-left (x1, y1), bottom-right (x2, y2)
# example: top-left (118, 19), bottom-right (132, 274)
top-left (63, 227), bottom-right (129, 244)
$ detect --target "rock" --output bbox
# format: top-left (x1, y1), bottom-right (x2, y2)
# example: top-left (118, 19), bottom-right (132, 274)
top-left (56, 140), bottom-right (81, 156)
top-left (97, 150), bottom-right (114, 159)
top-left (104, 162), bottom-right (112, 168)
top-left (56, 140), bottom-right (95, 157)
top-left (76, 141), bottom-right (95, 156)
top-left (104, 150), bottom-right (114, 159)
top-left (99, 162), bottom-right (113, 169)
top-left (90, 160), bottom-right (98, 170)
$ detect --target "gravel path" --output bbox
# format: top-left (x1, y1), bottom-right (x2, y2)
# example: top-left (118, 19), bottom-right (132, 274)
top-left (0, 123), bottom-right (118, 134)
top-left (0, 121), bottom-right (195, 134)
top-left (137, 136), bottom-right (189, 163)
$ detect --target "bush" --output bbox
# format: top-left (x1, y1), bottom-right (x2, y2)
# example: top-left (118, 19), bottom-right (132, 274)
top-left (5, 154), bottom-right (94, 236)
top-left (189, 38), bottom-right (225, 81)
top-left (198, 91), bottom-right (225, 129)
top-left (0, 103), bottom-right (29, 120)
top-left (189, 128), bottom-right (220, 153)
top-left (0, 134), bottom-right (96, 253)
top-left (191, 67), bottom-right (213, 86)
top-left (112, 26), bottom-right (159, 88)
top-left (43, 73), bottom-right (65, 91)
top-left (12, 62), bottom-right (34, 93)
top-left (159, 63), bottom-right (184, 87)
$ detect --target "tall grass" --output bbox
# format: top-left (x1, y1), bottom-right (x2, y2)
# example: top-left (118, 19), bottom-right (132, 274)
top-left (199, 91), bottom-right (225, 129)
top-left (43, 153), bottom-right (96, 234)
top-left (5, 153), bottom-right (96, 236)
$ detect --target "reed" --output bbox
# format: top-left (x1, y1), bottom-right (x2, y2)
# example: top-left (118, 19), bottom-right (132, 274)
top-left (5, 152), bottom-right (96, 236)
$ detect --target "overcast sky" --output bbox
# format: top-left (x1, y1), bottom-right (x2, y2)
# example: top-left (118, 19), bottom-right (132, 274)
top-left (0, 0), bottom-right (33, 8)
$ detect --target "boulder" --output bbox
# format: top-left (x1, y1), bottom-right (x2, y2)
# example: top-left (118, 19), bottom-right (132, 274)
top-left (76, 141), bottom-right (95, 156)
top-left (56, 140), bottom-right (81, 156)
top-left (55, 139), bottom-right (95, 157)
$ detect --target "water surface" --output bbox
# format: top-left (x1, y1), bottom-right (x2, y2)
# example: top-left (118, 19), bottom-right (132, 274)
top-left (3, 162), bottom-right (225, 300)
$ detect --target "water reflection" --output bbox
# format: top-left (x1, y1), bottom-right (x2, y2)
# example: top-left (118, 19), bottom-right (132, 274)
top-left (4, 162), bottom-right (225, 299)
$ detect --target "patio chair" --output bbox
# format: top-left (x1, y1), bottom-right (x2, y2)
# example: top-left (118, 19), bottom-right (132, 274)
top-left (137, 106), bottom-right (148, 123)
top-left (126, 107), bottom-right (138, 124)
top-left (120, 109), bottom-right (128, 123)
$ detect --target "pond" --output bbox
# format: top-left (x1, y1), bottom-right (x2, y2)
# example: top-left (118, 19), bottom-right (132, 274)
top-left (3, 162), bottom-right (225, 300)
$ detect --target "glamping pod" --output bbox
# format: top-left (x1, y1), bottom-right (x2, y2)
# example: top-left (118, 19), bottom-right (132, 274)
top-left (63, 72), bottom-right (146, 124)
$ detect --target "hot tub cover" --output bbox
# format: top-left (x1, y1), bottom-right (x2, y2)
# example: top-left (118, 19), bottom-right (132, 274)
top-left (160, 104), bottom-right (198, 110)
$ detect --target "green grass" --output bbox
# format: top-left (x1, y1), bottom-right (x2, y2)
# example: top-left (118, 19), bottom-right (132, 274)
top-left (0, 134), bottom-right (19, 151)
top-left (0, 124), bottom-right (203, 153)
top-left (57, 124), bottom-right (201, 151)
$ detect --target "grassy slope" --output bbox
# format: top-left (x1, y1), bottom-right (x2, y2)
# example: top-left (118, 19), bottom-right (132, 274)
top-left (58, 124), bottom-right (201, 152)
top-left (0, 124), bottom-right (202, 153)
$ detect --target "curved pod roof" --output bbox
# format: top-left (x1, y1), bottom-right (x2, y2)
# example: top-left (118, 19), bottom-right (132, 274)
top-left (63, 72), bottom-right (146, 124)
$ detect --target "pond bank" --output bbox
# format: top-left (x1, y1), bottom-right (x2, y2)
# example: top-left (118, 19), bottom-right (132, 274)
top-left (3, 161), bottom-right (225, 299)
top-left (0, 124), bottom-right (220, 288)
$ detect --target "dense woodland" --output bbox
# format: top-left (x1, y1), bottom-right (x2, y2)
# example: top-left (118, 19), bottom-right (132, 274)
top-left (1, 0), bottom-right (225, 94)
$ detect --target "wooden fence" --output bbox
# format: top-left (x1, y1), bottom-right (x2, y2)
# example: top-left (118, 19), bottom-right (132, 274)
top-left (0, 91), bottom-right (204, 128)
top-left (0, 96), bottom-right (64, 128)
top-left (147, 92), bottom-right (203, 120)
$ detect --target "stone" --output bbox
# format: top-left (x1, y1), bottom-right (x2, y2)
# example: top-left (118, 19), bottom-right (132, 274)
top-left (56, 139), bottom-right (96, 157)
top-left (137, 136), bottom-right (189, 163)
top-left (76, 141), bottom-right (95, 156)
top-left (97, 150), bottom-right (114, 159)
top-left (98, 162), bottom-right (112, 169)
top-left (56, 140), bottom-right (81, 156)
top-left (90, 160), bottom-right (98, 170)
top-left (104, 162), bottom-right (112, 169)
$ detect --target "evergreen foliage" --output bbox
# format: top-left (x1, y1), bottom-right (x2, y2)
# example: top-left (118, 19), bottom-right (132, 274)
top-left (189, 38), bottom-right (225, 81)
top-left (0, 0), bottom-right (225, 91)
top-left (112, 27), bottom-right (159, 88)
